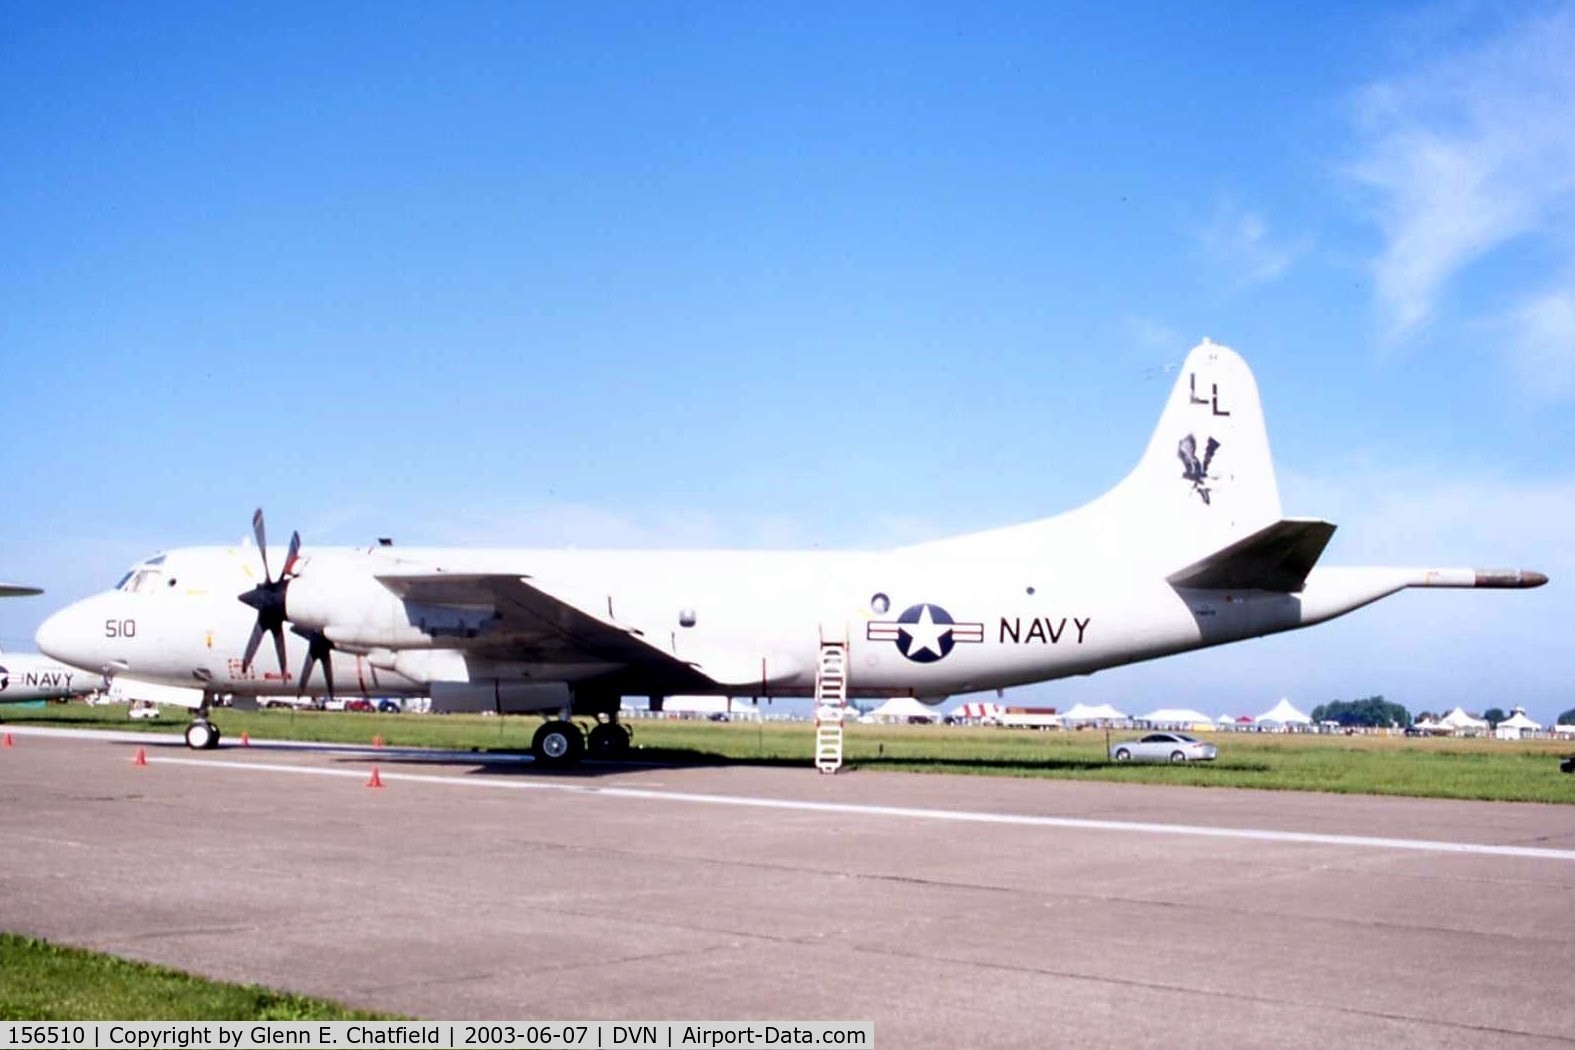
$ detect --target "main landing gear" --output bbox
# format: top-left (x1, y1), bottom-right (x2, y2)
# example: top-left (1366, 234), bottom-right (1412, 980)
top-left (530, 717), bottom-right (632, 768)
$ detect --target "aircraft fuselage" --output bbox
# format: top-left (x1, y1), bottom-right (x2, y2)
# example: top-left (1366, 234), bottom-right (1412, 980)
top-left (32, 543), bottom-right (1411, 706)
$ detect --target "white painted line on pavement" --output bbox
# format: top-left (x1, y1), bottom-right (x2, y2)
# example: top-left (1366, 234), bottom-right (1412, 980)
top-left (147, 753), bottom-right (1575, 863)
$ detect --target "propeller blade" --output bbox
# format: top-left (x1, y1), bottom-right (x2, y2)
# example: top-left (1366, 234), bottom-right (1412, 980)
top-left (292, 625), bottom-right (334, 700)
top-left (281, 530), bottom-right (301, 580)
top-left (320, 645), bottom-right (335, 701)
top-left (242, 621), bottom-right (265, 671)
top-left (298, 649), bottom-right (317, 698)
top-left (270, 623), bottom-right (288, 678)
top-left (252, 508), bottom-right (271, 583)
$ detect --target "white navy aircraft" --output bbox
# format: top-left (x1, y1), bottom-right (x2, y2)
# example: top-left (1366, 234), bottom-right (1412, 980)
top-left (0, 651), bottom-right (105, 704)
top-left (34, 341), bottom-right (1546, 764)
top-left (0, 583), bottom-right (106, 703)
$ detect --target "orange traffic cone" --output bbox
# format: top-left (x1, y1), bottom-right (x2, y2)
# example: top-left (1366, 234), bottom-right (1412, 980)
top-left (133, 747), bottom-right (147, 767)
top-left (373, 734), bottom-right (383, 749)
top-left (3, 732), bottom-right (13, 748)
top-left (365, 766), bottom-right (384, 788)
top-left (240, 731), bottom-right (250, 747)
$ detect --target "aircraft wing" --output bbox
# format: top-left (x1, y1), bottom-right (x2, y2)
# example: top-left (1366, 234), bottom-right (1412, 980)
top-left (373, 571), bottom-right (718, 690)
top-left (1166, 519), bottom-right (1337, 593)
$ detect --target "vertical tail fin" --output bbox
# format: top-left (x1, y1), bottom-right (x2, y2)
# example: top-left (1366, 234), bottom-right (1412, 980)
top-left (907, 339), bottom-right (1283, 571)
top-left (1108, 339), bottom-right (1283, 563)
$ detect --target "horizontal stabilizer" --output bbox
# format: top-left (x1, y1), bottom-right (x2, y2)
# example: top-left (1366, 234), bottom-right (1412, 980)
top-left (1167, 519), bottom-right (1336, 593)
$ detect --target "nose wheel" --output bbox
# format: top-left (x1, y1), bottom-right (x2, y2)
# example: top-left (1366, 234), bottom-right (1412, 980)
top-left (184, 719), bottom-right (221, 750)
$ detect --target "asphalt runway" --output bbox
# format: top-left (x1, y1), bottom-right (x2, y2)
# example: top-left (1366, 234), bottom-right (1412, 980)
top-left (3, 727), bottom-right (1575, 1048)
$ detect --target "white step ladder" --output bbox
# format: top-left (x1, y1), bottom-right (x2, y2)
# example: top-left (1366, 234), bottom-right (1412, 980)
top-left (814, 635), bottom-right (849, 773)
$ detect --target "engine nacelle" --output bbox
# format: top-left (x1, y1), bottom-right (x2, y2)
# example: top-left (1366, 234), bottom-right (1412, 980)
top-left (285, 551), bottom-right (489, 650)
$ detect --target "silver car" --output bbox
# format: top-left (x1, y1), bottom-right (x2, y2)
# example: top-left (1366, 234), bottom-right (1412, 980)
top-left (1109, 732), bottom-right (1217, 763)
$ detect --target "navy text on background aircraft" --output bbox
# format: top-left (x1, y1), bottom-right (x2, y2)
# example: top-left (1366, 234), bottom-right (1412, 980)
top-left (0, 582), bottom-right (104, 703)
top-left (34, 341), bottom-right (1546, 765)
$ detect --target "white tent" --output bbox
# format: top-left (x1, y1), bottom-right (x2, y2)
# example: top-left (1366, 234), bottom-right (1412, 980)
top-left (868, 696), bottom-right (940, 723)
top-left (1254, 697), bottom-right (1312, 726)
top-left (1139, 707), bottom-right (1215, 728)
top-left (1495, 708), bottom-right (1542, 739)
top-left (1499, 708), bottom-right (1541, 730)
top-left (1438, 706), bottom-right (1489, 732)
top-left (953, 701), bottom-right (1005, 723)
top-left (1061, 702), bottom-right (1128, 723)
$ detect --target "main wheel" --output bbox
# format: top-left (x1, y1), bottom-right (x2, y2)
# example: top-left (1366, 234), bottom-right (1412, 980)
top-left (587, 722), bottom-right (632, 760)
top-left (184, 721), bottom-right (219, 750)
top-left (1113, 747), bottom-right (1131, 762)
top-left (531, 720), bottom-right (585, 768)
top-left (1169, 750), bottom-right (1187, 764)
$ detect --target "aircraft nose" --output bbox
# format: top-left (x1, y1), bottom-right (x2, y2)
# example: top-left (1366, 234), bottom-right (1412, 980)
top-left (35, 600), bottom-right (102, 669)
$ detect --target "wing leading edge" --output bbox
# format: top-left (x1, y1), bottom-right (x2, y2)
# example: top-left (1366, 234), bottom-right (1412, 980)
top-left (373, 571), bottom-right (718, 691)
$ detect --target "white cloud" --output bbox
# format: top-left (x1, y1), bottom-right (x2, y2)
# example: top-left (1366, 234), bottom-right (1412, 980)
top-left (1348, 6), bottom-right (1575, 341)
top-left (1500, 282), bottom-right (1575, 400)
top-left (1122, 314), bottom-right (1180, 352)
top-left (1196, 200), bottom-right (1306, 288)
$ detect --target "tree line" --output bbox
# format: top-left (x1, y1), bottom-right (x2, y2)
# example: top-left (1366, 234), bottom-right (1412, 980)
top-left (1310, 696), bottom-right (1412, 728)
top-left (1311, 697), bottom-right (1575, 728)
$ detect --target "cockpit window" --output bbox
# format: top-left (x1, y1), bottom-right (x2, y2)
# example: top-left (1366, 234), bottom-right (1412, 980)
top-left (123, 569), bottom-right (165, 594)
top-left (117, 553), bottom-right (173, 593)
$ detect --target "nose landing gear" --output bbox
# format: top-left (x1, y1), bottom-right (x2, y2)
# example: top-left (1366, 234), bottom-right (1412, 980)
top-left (183, 692), bottom-right (222, 750)
top-left (184, 718), bottom-right (221, 750)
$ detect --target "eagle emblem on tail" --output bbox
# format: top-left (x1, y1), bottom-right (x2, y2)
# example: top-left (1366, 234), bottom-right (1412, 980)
top-left (1178, 434), bottom-right (1221, 505)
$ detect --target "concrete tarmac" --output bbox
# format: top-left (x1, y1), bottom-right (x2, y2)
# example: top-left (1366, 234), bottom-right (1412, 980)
top-left (3, 727), bottom-right (1575, 1048)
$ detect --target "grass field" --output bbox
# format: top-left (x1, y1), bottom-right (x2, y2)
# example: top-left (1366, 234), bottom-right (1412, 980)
top-left (5, 701), bottom-right (1575, 803)
top-left (0, 935), bottom-right (390, 1021)
top-left (2, 707), bottom-right (1573, 1022)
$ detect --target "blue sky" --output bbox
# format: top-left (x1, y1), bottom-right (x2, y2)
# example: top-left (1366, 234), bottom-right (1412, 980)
top-left (3, 1), bottom-right (1572, 722)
